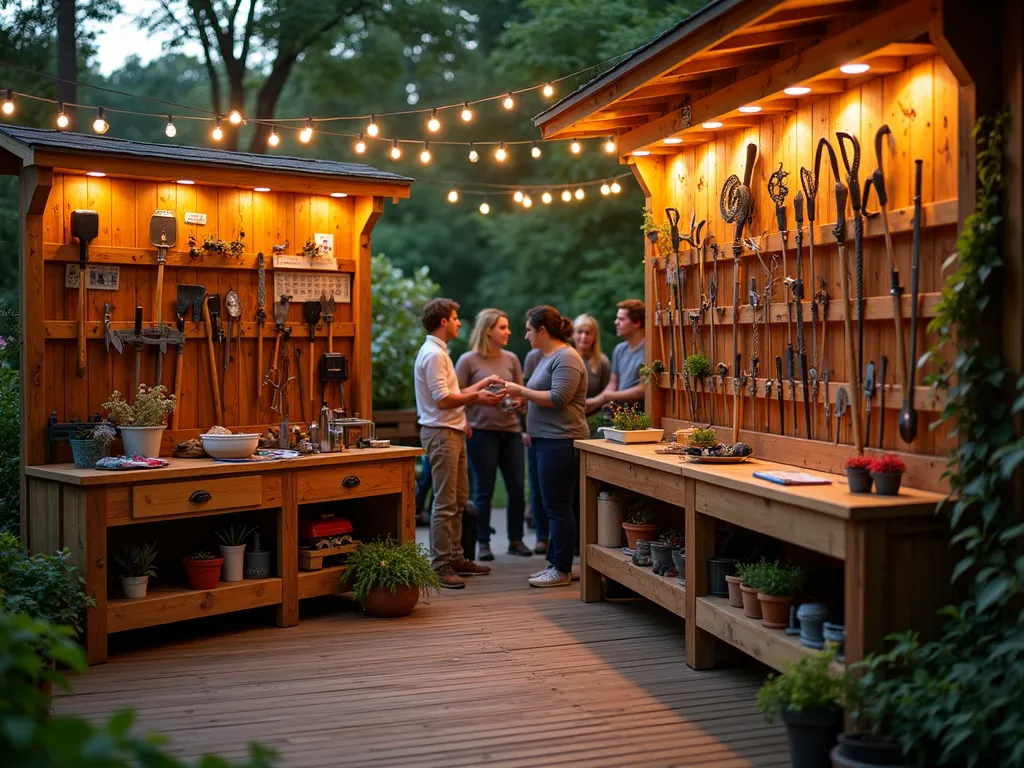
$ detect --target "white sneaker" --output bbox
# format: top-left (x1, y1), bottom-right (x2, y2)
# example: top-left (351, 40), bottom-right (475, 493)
top-left (530, 565), bottom-right (552, 579)
top-left (528, 565), bottom-right (572, 588)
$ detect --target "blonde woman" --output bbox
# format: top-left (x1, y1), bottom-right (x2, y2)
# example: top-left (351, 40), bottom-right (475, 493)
top-left (572, 314), bottom-right (611, 412)
top-left (455, 309), bottom-right (531, 560)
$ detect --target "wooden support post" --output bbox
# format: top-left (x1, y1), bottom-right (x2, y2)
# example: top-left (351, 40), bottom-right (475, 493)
top-left (843, 519), bottom-right (887, 666)
top-left (277, 470), bottom-right (298, 628)
top-left (83, 487), bottom-right (108, 664)
top-left (685, 478), bottom-right (716, 669)
top-left (351, 195), bottom-right (383, 420)
top-left (579, 452), bottom-right (602, 603)
top-left (400, 458), bottom-right (417, 544)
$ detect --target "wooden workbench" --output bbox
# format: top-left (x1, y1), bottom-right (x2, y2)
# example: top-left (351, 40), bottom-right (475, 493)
top-left (26, 446), bottom-right (420, 664)
top-left (577, 439), bottom-right (952, 673)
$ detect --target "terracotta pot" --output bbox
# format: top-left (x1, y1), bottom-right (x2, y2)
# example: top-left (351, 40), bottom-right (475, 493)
top-left (361, 584), bottom-right (420, 617)
top-left (740, 583), bottom-right (763, 619)
top-left (725, 574), bottom-right (744, 607)
top-left (845, 467), bottom-right (873, 494)
top-left (871, 472), bottom-right (903, 496)
top-left (758, 593), bottom-right (795, 628)
top-left (622, 522), bottom-right (658, 549)
top-left (182, 556), bottom-right (223, 590)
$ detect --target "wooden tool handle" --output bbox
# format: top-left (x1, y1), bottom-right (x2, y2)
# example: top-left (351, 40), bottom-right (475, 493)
top-left (155, 262), bottom-right (164, 329)
top-left (328, 320), bottom-right (333, 354)
top-left (202, 297), bottom-right (225, 425)
top-left (309, 339), bottom-right (315, 407)
top-left (272, 334), bottom-right (282, 372)
top-left (76, 278), bottom-right (87, 377)
top-left (172, 344), bottom-right (185, 430)
top-left (257, 323), bottom-right (264, 406)
top-left (891, 288), bottom-right (909, 403)
top-left (838, 245), bottom-right (863, 454)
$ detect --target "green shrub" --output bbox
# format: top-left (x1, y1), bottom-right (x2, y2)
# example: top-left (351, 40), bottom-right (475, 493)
top-left (0, 531), bottom-right (94, 635)
top-left (757, 561), bottom-right (806, 597)
top-left (688, 427), bottom-right (718, 449)
top-left (342, 537), bottom-right (441, 601)
top-left (757, 647), bottom-right (849, 722)
top-left (0, 367), bottom-right (19, 535)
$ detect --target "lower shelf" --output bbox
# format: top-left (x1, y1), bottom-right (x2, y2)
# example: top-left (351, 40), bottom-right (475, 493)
top-left (587, 545), bottom-right (686, 618)
top-left (298, 565), bottom-right (350, 600)
top-left (107, 578), bottom-right (283, 633)
top-left (696, 596), bottom-right (845, 675)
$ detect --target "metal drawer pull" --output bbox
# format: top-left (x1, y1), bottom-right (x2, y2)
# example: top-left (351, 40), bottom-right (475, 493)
top-left (342, 476), bottom-right (361, 489)
top-left (189, 490), bottom-right (212, 503)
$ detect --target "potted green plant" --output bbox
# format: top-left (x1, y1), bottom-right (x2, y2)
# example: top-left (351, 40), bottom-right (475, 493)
top-left (216, 524), bottom-right (256, 582)
top-left (724, 571), bottom-right (744, 607)
top-left (599, 403), bottom-right (663, 444)
top-left (114, 542), bottom-right (157, 599)
top-left (102, 384), bottom-right (177, 458)
top-left (651, 528), bottom-right (683, 576)
top-left (68, 421), bottom-right (116, 469)
top-left (757, 561), bottom-right (806, 628)
top-left (757, 648), bottom-right (848, 768)
top-left (687, 427), bottom-right (719, 451)
top-left (341, 537), bottom-right (441, 617)
top-left (181, 550), bottom-right (223, 590)
top-left (622, 499), bottom-right (658, 548)
top-left (869, 455), bottom-right (905, 495)
top-left (638, 360), bottom-right (664, 384)
top-left (243, 531), bottom-right (272, 579)
top-left (843, 456), bottom-right (874, 493)
top-left (735, 560), bottom-right (765, 619)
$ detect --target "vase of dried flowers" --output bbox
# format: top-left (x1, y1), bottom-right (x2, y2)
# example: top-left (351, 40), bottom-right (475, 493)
top-left (103, 384), bottom-right (177, 458)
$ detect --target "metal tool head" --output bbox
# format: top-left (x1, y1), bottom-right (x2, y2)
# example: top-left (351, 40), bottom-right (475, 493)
top-left (225, 289), bottom-right (242, 318)
top-left (768, 163), bottom-right (790, 207)
top-left (836, 387), bottom-right (850, 417)
top-left (274, 295), bottom-right (291, 327)
top-left (319, 291), bottom-right (336, 320)
top-left (207, 294), bottom-right (221, 318)
top-left (71, 209), bottom-right (99, 244)
top-left (303, 301), bottom-right (321, 340)
top-left (176, 284), bottom-right (205, 324)
top-left (149, 210), bottom-right (177, 252)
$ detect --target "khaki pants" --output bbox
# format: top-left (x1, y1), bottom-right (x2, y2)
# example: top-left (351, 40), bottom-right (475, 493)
top-left (421, 426), bottom-right (468, 569)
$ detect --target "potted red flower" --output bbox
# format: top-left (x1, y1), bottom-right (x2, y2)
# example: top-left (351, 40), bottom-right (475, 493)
top-left (182, 550), bottom-right (224, 590)
top-left (843, 456), bottom-right (874, 494)
top-left (868, 455), bottom-right (906, 496)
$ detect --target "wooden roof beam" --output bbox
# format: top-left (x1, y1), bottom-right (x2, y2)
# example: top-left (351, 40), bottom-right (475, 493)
top-left (708, 22), bottom-right (827, 54)
top-left (572, 115), bottom-right (652, 132)
top-left (616, 0), bottom-right (929, 156)
top-left (666, 49), bottom-right (783, 77)
top-left (751, 0), bottom-right (877, 32)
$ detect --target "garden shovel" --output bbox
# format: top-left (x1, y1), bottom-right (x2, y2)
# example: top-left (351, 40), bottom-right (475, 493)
top-left (303, 301), bottom-right (322, 411)
top-left (173, 285), bottom-right (204, 430)
top-left (320, 292), bottom-right (336, 353)
top-left (149, 210), bottom-right (177, 384)
top-left (71, 209), bottom-right (99, 378)
top-left (202, 293), bottom-right (225, 425)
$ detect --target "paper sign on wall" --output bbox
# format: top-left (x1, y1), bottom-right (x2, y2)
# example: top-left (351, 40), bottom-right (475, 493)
top-left (272, 254), bottom-right (338, 271)
top-left (314, 233), bottom-right (334, 258)
top-left (274, 271), bottom-right (351, 304)
top-left (184, 212), bottom-right (207, 225)
top-left (65, 263), bottom-right (120, 290)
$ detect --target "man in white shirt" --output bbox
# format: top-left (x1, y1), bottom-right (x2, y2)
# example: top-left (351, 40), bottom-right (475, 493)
top-left (415, 298), bottom-right (504, 589)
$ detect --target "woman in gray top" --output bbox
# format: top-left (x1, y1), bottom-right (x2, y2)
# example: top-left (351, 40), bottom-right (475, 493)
top-left (504, 306), bottom-right (588, 588)
top-left (455, 309), bottom-right (530, 560)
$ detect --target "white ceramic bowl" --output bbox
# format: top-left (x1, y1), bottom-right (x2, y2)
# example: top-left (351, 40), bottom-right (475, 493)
top-left (200, 433), bottom-right (260, 460)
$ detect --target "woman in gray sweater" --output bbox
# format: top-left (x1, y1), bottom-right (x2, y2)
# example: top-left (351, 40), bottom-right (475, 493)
top-left (504, 306), bottom-right (589, 588)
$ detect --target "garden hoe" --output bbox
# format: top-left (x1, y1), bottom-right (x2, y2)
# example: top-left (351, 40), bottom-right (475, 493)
top-left (320, 292), bottom-right (336, 353)
top-left (71, 209), bottom-right (99, 378)
top-left (303, 301), bottom-right (322, 412)
top-left (202, 293), bottom-right (225, 425)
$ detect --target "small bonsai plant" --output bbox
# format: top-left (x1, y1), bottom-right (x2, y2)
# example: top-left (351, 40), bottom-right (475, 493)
top-left (342, 537), bottom-right (440, 617)
top-left (659, 528), bottom-right (685, 548)
top-left (69, 421), bottom-right (116, 468)
top-left (684, 352), bottom-right (712, 380)
top-left (114, 541), bottom-right (157, 599)
top-left (189, 551), bottom-right (216, 560)
top-left (609, 403), bottom-right (652, 431)
top-left (844, 456), bottom-right (874, 493)
top-left (638, 360), bottom-right (665, 384)
top-left (102, 385), bottom-right (177, 427)
top-left (688, 427), bottom-right (719, 449)
top-left (869, 455), bottom-right (906, 496)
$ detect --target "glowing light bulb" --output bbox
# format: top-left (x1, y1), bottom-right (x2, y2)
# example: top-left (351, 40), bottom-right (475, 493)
top-left (468, 143), bottom-right (479, 163)
top-left (427, 108), bottom-right (440, 132)
top-left (92, 107), bottom-right (108, 135)
top-left (570, 139), bottom-right (581, 154)
top-left (542, 82), bottom-right (554, 98)
top-left (419, 142), bottom-right (431, 164)
top-left (211, 117), bottom-right (224, 141)
top-left (461, 103), bottom-right (473, 122)
top-left (56, 102), bottom-right (69, 129)
top-left (447, 188), bottom-right (459, 203)
top-left (541, 191), bottom-right (552, 204)
top-left (840, 63), bottom-right (870, 75)
top-left (2, 90), bottom-right (14, 116)
top-left (784, 86), bottom-right (811, 96)
top-left (574, 187), bottom-right (585, 200)
top-left (610, 182), bottom-right (622, 194)
top-left (561, 189), bottom-right (572, 202)
top-left (479, 201), bottom-right (490, 215)
top-left (299, 118), bottom-right (314, 143)
top-left (354, 133), bottom-right (366, 153)
top-left (600, 183), bottom-right (611, 196)
top-left (632, 150), bottom-right (650, 156)
top-left (228, 109), bottom-right (243, 125)
top-left (604, 137), bottom-right (616, 154)
top-left (165, 116), bottom-right (177, 138)
top-left (503, 92), bottom-right (514, 110)
top-left (702, 121), bottom-right (723, 129)
top-left (254, 187), bottom-right (270, 192)
top-left (366, 114), bottom-right (379, 137)
top-left (664, 137), bottom-right (683, 144)
top-left (513, 190), bottom-right (524, 203)
top-left (531, 141), bottom-right (541, 158)
top-left (738, 105), bottom-right (762, 113)
top-left (390, 139), bottom-right (402, 160)
top-left (268, 127), bottom-right (280, 147)
top-left (522, 195), bottom-right (532, 208)
top-left (494, 142), bottom-right (507, 162)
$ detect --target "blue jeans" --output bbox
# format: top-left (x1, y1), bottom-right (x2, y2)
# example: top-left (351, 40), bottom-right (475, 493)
top-left (532, 437), bottom-right (578, 574)
top-left (466, 429), bottom-right (526, 544)
top-left (528, 441), bottom-right (548, 542)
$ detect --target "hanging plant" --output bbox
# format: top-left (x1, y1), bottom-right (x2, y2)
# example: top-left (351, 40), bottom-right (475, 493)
top-left (187, 233), bottom-right (204, 261)
top-left (641, 208), bottom-right (672, 256)
top-left (228, 230), bottom-right (246, 257)
top-left (301, 238), bottom-right (322, 259)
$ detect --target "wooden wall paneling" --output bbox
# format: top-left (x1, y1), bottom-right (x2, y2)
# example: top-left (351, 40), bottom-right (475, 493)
top-left (192, 184), bottom-right (217, 430)
top-left (63, 175), bottom-right (89, 423)
top-left (330, 195), bottom-right (354, 260)
top-left (352, 196), bottom-right (382, 418)
top-left (236, 190), bottom-right (256, 427)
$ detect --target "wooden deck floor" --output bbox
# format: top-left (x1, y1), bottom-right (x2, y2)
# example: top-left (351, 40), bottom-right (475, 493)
top-left (55, 552), bottom-right (788, 767)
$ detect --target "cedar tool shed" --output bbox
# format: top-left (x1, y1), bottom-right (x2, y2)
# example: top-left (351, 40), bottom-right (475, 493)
top-left (536, 0), bottom-right (1024, 673)
top-left (2, 126), bottom-right (422, 663)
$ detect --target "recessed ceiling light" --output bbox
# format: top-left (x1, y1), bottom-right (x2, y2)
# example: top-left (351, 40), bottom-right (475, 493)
top-left (702, 121), bottom-right (723, 129)
top-left (784, 86), bottom-right (811, 96)
top-left (176, 179), bottom-right (195, 185)
top-left (330, 192), bottom-right (348, 198)
top-left (840, 63), bottom-right (871, 75)
top-left (663, 137), bottom-right (683, 145)
top-left (254, 187), bottom-right (270, 192)
top-left (738, 105), bottom-right (762, 113)
top-left (632, 150), bottom-right (651, 156)
top-left (85, 171), bottom-right (106, 177)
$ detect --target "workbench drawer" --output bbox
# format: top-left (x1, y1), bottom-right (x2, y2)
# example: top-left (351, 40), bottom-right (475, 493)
top-left (297, 462), bottom-right (403, 504)
top-left (132, 476), bottom-right (264, 520)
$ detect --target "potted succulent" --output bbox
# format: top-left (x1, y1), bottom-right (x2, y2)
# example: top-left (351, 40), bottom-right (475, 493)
top-left (216, 523), bottom-right (256, 582)
top-left (114, 541), bottom-right (158, 599)
top-left (735, 560), bottom-right (766, 619)
top-left (651, 528), bottom-right (683, 576)
top-left (341, 537), bottom-right (441, 617)
top-left (102, 384), bottom-right (177, 458)
top-left (598, 403), bottom-right (664, 444)
top-left (757, 561), bottom-right (806, 628)
top-left (182, 550), bottom-right (223, 590)
top-left (757, 648), bottom-right (849, 768)
top-left (622, 499), bottom-right (658, 549)
top-left (243, 531), bottom-right (272, 579)
top-left (843, 456), bottom-right (874, 493)
top-left (869, 455), bottom-right (905, 495)
top-left (68, 421), bottom-right (116, 469)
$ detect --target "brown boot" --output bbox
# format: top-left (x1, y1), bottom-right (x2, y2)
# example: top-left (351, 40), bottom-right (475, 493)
top-left (453, 558), bottom-right (491, 576)
top-left (435, 564), bottom-right (465, 589)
